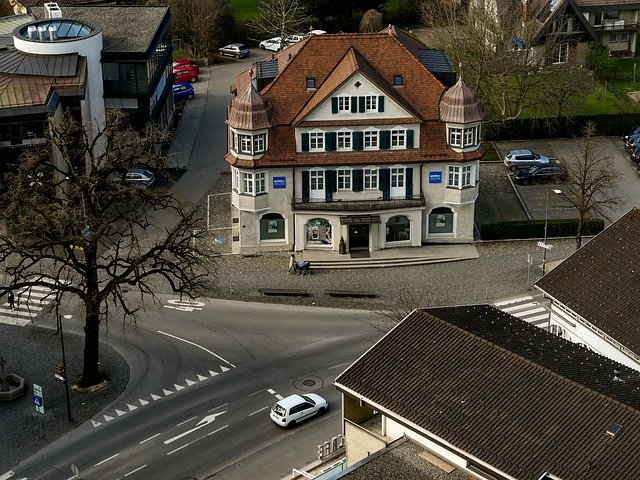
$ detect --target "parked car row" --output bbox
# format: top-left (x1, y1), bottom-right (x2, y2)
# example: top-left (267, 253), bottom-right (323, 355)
top-left (259, 30), bottom-right (326, 52)
top-left (622, 126), bottom-right (640, 176)
top-left (172, 58), bottom-right (198, 103)
top-left (504, 149), bottom-right (567, 185)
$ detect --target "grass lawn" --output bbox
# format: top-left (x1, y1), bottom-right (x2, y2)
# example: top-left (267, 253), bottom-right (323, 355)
top-left (231, 0), bottom-right (259, 23)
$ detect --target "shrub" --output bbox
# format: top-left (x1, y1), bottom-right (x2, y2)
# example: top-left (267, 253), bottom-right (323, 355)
top-left (478, 218), bottom-right (605, 240)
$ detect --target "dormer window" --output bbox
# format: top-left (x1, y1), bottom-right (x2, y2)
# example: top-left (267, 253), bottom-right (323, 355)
top-left (306, 77), bottom-right (316, 89)
top-left (337, 96), bottom-right (351, 112)
top-left (393, 75), bottom-right (403, 86)
top-left (232, 131), bottom-right (268, 155)
top-left (447, 124), bottom-right (480, 149)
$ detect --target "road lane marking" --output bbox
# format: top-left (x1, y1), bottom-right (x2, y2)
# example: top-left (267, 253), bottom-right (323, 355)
top-left (208, 402), bottom-right (228, 412)
top-left (166, 425), bottom-right (228, 456)
top-left (276, 394), bottom-right (284, 400)
top-left (140, 433), bottom-right (161, 444)
top-left (249, 406), bottom-right (268, 416)
top-left (177, 416), bottom-right (197, 427)
top-left (248, 389), bottom-right (264, 396)
top-left (164, 412), bottom-right (227, 444)
top-left (124, 465), bottom-right (147, 477)
top-left (328, 362), bottom-right (350, 370)
top-left (0, 471), bottom-right (15, 480)
top-left (157, 330), bottom-right (235, 367)
top-left (95, 453), bottom-right (120, 466)
top-left (267, 388), bottom-right (276, 394)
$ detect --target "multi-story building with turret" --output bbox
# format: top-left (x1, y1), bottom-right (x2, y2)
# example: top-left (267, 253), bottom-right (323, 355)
top-left (226, 27), bottom-right (484, 255)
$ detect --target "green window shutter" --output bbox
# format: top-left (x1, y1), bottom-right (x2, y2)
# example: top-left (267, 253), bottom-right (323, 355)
top-left (353, 169), bottom-right (363, 192)
top-left (380, 130), bottom-right (390, 150)
top-left (406, 129), bottom-right (414, 149)
top-left (331, 97), bottom-right (338, 114)
top-left (359, 96), bottom-right (365, 113)
top-left (326, 170), bottom-right (336, 200)
top-left (405, 167), bottom-right (413, 198)
top-left (302, 171), bottom-right (310, 201)
top-left (378, 96), bottom-right (384, 112)
top-left (302, 133), bottom-right (309, 152)
top-left (379, 168), bottom-right (390, 200)
top-left (326, 132), bottom-right (336, 151)
top-left (353, 131), bottom-right (363, 151)
top-left (350, 96), bottom-right (358, 113)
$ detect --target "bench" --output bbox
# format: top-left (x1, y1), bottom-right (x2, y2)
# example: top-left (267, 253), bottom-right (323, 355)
top-left (324, 290), bottom-right (377, 298)
top-left (258, 288), bottom-right (309, 297)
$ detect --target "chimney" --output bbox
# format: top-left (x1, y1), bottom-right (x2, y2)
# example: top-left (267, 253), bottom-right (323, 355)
top-left (37, 25), bottom-right (47, 41)
top-left (44, 2), bottom-right (62, 19)
top-left (27, 25), bottom-right (37, 40)
top-left (48, 25), bottom-right (58, 41)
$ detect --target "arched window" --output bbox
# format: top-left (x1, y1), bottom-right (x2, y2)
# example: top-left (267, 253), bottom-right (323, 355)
top-left (260, 213), bottom-right (285, 241)
top-left (386, 215), bottom-right (410, 242)
top-left (429, 207), bottom-right (454, 234)
top-left (306, 218), bottom-right (332, 246)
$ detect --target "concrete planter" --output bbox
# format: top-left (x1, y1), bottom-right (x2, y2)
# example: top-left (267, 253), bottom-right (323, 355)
top-left (0, 374), bottom-right (26, 401)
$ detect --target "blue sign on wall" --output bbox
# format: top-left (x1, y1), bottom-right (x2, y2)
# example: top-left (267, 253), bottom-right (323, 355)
top-left (273, 176), bottom-right (286, 189)
top-left (429, 171), bottom-right (442, 184)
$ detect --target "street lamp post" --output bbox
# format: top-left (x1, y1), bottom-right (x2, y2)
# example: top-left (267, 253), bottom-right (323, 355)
top-left (542, 189), bottom-right (562, 276)
top-left (57, 313), bottom-right (74, 422)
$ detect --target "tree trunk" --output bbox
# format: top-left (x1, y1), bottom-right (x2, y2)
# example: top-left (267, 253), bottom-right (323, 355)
top-left (79, 244), bottom-right (102, 388)
top-left (576, 215), bottom-right (584, 249)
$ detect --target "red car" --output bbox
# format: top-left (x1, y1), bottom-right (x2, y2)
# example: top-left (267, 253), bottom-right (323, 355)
top-left (173, 65), bottom-right (198, 83)
top-left (173, 58), bottom-right (199, 73)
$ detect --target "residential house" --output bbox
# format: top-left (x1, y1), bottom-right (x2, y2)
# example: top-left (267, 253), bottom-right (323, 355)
top-left (226, 27), bottom-right (484, 255)
top-left (335, 304), bottom-right (640, 480)
top-left (0, 2), bottom-right (173, 165)
top-left (536, 207), bottom-right (640, 371)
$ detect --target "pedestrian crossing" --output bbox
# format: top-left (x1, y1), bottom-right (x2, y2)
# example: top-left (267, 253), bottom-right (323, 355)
top-left (494, 295), bottom-right (551, 328)
top-left (0, 282), bottom-right (59, 327)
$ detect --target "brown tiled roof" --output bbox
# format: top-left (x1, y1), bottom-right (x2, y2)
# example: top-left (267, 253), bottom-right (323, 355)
top-left (439, 78), bottom-right (484, 123)
top-left (536, 208), bottom-right (640, 356)
top-left (336, 305), bottom-right (640, 480)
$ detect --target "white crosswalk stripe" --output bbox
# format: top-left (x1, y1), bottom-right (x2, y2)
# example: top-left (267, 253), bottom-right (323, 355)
top-left (0, 278), bottom-right (65, 327)
top-left (494, 295), bottom-right (551, 329)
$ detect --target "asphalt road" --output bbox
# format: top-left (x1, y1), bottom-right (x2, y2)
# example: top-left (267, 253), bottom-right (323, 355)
top-left (8, 297), bottom-right (383, 480)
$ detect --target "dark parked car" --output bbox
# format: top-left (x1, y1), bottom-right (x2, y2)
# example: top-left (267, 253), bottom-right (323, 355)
top-left (625, 133), bottom-right (640, 152)
top-left (630, 144), bottom-right (640, 164)
top-left (623, 126), bottom-right (640, 142)
top-left (218, 43), bottom-right (250, 58)
top-left (513, 164), bottom-right (567, 185)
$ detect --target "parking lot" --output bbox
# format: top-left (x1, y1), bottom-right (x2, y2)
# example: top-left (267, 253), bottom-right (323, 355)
top-left (485, 137), bottom-right (640, 226)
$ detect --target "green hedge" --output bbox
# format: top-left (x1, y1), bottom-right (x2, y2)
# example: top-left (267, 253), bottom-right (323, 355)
top-left (479, 217), bottom-right (605, 240)
top-left (484, 113), bottom-right (640, 140)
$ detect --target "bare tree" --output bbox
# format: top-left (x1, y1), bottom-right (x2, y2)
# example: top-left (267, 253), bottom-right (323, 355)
top-left (359, 9), bottom-right (383, 33)
top-left (249, 0), bottom-right (310, 48)
top-left (0, 111), bottom-right (213, 388)
top-left (561, 122), bottom-right (625, 248)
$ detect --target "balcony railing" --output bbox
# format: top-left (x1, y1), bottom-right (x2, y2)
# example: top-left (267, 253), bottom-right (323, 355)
top-left (593, 21), bottom-right (638, 31)
top-left (292, 193), bottom-right (425, 211)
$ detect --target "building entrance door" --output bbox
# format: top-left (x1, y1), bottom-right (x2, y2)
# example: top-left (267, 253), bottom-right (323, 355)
top-left (348, 224), bottom-right (369, 250)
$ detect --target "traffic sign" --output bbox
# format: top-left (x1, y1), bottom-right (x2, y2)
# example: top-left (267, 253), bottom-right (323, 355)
top-left (54, 362), bottom-right (66, 383)
top-left (33, 383), bottom-right (44, 414)
top-left (537, 241), bottom-right (552, 250)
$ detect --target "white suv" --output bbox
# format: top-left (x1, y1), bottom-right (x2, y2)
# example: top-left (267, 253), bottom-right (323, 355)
top-left (503, 149), bottom-right (550, 171)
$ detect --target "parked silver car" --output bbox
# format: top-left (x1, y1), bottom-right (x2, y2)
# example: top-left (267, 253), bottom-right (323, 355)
top-left (504, 149), bottom-right (551, 171)
top-left (218, 43), bottom-right (250, 58)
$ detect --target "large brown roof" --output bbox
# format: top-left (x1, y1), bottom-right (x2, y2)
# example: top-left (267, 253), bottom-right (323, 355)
top-left (336, 305), bottom-right (640, 480)
top-left (536, 208), bottom-right (640, 355)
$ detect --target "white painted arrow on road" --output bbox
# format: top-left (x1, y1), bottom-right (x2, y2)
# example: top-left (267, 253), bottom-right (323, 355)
top-left (163, 411), bottom-right (227, 445)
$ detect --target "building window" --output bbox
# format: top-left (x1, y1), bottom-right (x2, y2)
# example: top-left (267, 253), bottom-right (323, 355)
top-left (253, 133), bottom-right (266, 153)
top-left (310, 170), bottom-right (324, 191)
top-left (393, 75), bottom-right (403, 86)
top-left (337, 96), bottom-right (350, 112)
top-left (386, 215), bottom-right (410, 242)
top-left (594, 12), bottom-right (603, 26)
top-left (391, 129), bottom-right (406, 149)
top-left (337, 168), bottom-right (352, 190)
top-left (464, 126), bottom-right (479, 147)
top-left (553, 43), bottom-right (568, 64)
top-left (306, 77), bottom-right (316, 89)
top-left (241, 172), bottom-right (254, 194)
top-left (447, 165), bottom-right (475, 188)
top-left (337, 131), bottom-right (352, 150)
top-left (233, 132), bottom-right (239, 151)
top-left (365, 95), bottom-right (378, 111)
top-left (391, 167), bottom-right (404, 188)
top-left (448, 127), bottom-right (462, 147)
top-left (306, 218), bottom-right (332, 245)
top-left (610, 33), bottom-right (618, 43)
top-left (429, 207), bottom-right (454, 234)
top-left (364, 130), bottom-right (378, 149)
top-left (260, 213), bottom-right (285, 241)
top-left (621, 32), bottom-right (630, 42)
top-left (255, 172), bottom-right (266, 194)
top-left (240, 135), bottom-right (252, 153)
top-left (309, 132), bottom-right (325, 151)
top-left (364, 168), bottom-right (378, 189)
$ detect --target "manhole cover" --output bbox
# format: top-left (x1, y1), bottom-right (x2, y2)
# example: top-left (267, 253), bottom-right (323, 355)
top-left (293, 375), bottom-right (323, 392)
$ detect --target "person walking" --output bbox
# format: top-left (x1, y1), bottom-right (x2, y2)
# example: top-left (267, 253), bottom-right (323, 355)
top-left (8, 291), bottom-right (15, 310)
top-left (288, 253), bottom-right (296, 275)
